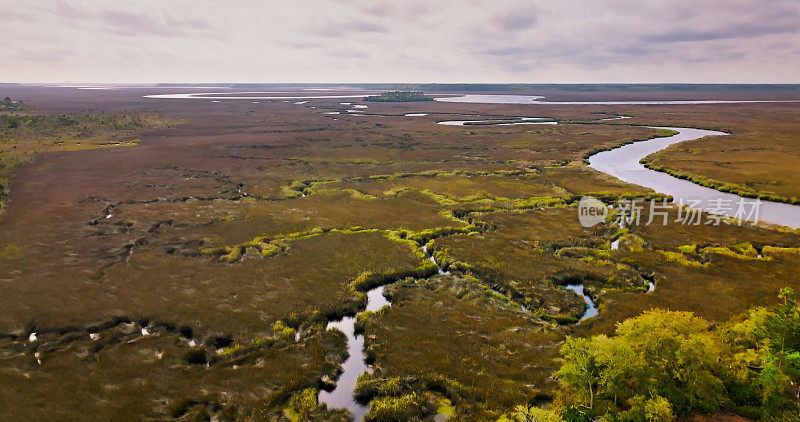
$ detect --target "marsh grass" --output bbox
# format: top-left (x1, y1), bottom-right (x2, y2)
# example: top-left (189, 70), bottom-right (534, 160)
top-left (0, 112), bottom-right (173, 208)
top-left (431, 207), bottom-right (636, 319)
top-left (320, 170), bottom-right (560, 203)
top-left (0, 319), bottom-right (348, 420)
top-left (4, 98), bottom-right (800, 420)
top-left (356, 276), bottom-right (559, 419)
top-left (584, 206), bottom-right (800, 335)
top-left (111, 190), bottom-right (466, 248)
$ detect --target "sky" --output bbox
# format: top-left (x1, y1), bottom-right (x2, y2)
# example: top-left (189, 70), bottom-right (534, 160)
top-left (1, 0), bottom-right (799, 83)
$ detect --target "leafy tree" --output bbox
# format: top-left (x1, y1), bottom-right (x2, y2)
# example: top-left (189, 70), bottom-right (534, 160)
top-left (558, 337), bottom-right (601, 410)
top-left (614, 309), bottom-right (727, 414)
top-left (557, 335), bottom-right (640, 414)
top-left (724, 289), bottom-right (800, 417)
top-left (557, 309), bottom-right (726, 418)
top-left (1, 97), bottom-right (23, 111)
top-left (765, 288), bottom-right (800, 365)
top-left (619, 395), bottom-right (675, 421)
top-left (553, 294), bottom-right (800, 420)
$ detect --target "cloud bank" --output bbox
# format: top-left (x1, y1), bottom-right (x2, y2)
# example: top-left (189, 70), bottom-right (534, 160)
top-left (1, 0), bottom-right (798, 83)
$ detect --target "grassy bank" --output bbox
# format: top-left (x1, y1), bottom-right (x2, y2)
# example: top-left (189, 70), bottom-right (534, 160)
top-left (641, 158), bottom-right (800, 205)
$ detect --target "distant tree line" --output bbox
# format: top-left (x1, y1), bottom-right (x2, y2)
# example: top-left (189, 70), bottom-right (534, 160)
top-left (364, 91), bottom-right (434, 102)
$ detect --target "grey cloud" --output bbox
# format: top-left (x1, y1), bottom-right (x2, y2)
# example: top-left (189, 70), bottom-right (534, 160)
top-left (641, 0), bottom-right (799, 43)
top-left (467, 4), bottom-right (539, 43)
top-left (349, 20), bottom-right (387, 33)
top-left (285, 41), bottom-right (321, 50)
top-left (3, 0), bottom-right (800, 83)
top-left (457, 2), bottom-right (540, 60)
top-left (5, 9), bottom-right (35, 22)
top-left (55, 0), bottom-right (86, 19)
top-left (478, 46), bottom-right (540, 58)
top-left (497, 7), bottom-right (538, 31)
top-left (331, 48), bottom-right (370, 58)
top-left (98, 10), bottom-right (211, 37)
top-left (52, 2), bottom-right (213, 38)
top-left (312, 19), bottom-right (389, 37)
top-left (5, 45), bottom-right (75, 63)
top-left (3, 9), bottom-right (36, 25)
top-left (462, 0), bottom-right (800, 76)
top-left (357, 1), bottom-right (432, 20)
top-left (644, 22), bottom-right (800, 43)
top-left (357, 3), bottom-right (397, 18)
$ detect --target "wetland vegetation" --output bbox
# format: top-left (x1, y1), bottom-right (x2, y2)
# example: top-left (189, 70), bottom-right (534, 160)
top-left (0, 86), bottom-right (799, 421)
top-left (0, 110), bottom-right (173, 209)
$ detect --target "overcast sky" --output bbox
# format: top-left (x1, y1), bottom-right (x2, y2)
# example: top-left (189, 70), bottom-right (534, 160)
top-left (2, 0), bottom-right (799, 83)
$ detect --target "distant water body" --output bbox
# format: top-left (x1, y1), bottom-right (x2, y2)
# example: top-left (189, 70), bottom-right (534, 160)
top-left (144, 92), bottom-right (375, 100)
top-left (144, 92), bottom-right (800, 105)
top-left (433, 94), bottom-right (800, 105)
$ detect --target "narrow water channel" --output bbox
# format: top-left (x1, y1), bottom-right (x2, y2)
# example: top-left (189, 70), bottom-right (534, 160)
top-left (423, 245), bottom-right (450, 275)
top-left (437, 117), bottom-right (557, 126)
top-left (564, 284), bottom-right (598, 321)
top-left (318, 286), bottom-right (390, 421)
top-left (319, 241), bottom-right (476, 419)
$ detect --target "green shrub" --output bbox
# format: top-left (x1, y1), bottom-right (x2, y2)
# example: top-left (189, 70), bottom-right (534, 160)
top-left (499, 404), bottom-right (564, 421)
top-left (619, 395), bottom-right (675, 422)
top-left (283, 388), bottom-right (324, 421)
top-left (365, 392), bottom-right (435, 421)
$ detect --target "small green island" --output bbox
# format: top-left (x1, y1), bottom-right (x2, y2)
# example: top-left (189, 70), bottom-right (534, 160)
top-left (0, 97), bottom-right (24, 111)
top-left (364, 90), bottom-right (433, 102)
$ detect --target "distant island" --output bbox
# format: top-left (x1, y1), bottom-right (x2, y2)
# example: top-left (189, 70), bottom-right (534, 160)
top-left (364, 90), bottom-right (434, 102)
top-left (0, 97), bottom-right (24, 111)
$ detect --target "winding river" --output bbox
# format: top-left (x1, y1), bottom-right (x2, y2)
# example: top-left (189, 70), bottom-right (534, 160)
top-left (430, 106), bottom-right (800, 228)
top-left (144, 91), bottom-right (800, 106)
top-left (588, 126), bottom-right (800, 229)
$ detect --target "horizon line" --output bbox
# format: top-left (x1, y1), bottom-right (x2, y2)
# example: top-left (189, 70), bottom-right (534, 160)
top-left (4, 82), bottom-right (800, 87)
